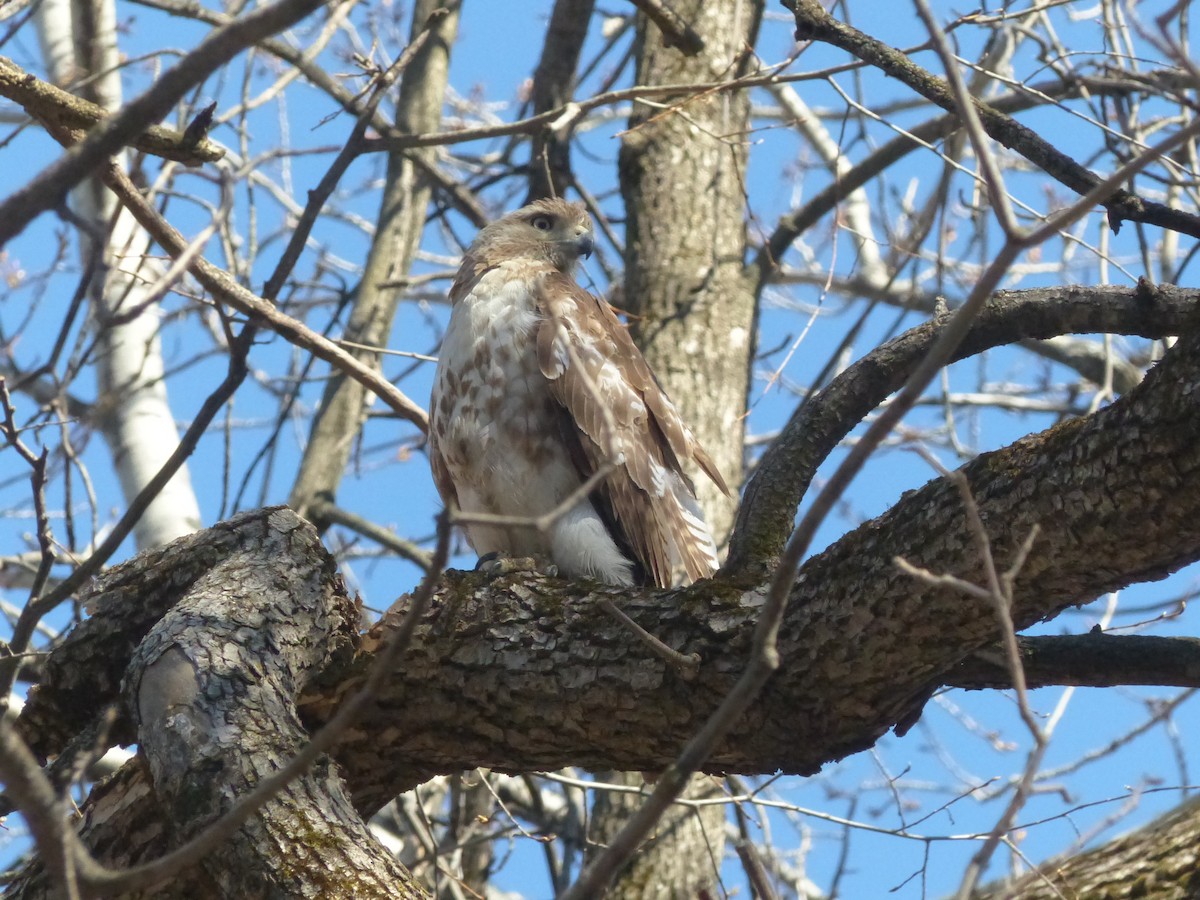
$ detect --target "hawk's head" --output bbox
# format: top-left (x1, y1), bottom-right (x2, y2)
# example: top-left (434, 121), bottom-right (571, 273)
top-left (470, 198), bottom-right (594, 273)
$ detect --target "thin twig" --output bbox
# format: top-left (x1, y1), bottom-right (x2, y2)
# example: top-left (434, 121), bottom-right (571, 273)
top-left (598, 598), bottom-right (700, 681)
top-left (311, 499), bottom-right (434, 571)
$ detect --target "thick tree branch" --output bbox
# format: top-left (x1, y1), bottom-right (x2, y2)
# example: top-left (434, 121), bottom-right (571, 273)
top-left (950, 634), bottom-right (1200, 691)
top-left (727, 281), bottom-right (1200, 576)
top-left (777, 269), bottom-right (1148, 392)
top-left (15, 315), bottom-right (1200, 873)
top-left (326, 323), bottom-right (1200, 810)
top-left (18, 293), bottom-right (1200, 816)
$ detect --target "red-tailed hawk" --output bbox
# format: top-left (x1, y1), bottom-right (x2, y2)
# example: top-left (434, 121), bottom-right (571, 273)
top-left (428, 198), bottom-right (729, 588)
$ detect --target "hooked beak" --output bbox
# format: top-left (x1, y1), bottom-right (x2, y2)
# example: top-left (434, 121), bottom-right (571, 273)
top-left (575, 231), bottom-right (595, 259)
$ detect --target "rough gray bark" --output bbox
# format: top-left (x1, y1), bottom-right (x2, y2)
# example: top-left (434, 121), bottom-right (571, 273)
top-left (8, 508), bottom-right (422, 898)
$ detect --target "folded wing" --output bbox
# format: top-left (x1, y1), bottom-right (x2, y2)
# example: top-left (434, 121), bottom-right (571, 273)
top-left (535, 272), bottom-right (729, 588)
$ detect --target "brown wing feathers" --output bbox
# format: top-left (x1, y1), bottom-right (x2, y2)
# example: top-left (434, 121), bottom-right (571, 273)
top-left (535, 273), bottom-right (727, 587)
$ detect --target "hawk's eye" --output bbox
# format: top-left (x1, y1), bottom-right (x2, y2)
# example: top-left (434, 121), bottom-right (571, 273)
top-left (531, 215), bottom-right (553, 232)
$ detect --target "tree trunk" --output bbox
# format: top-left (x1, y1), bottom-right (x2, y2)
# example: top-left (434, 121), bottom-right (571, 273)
top-left (595, 2), bottom-right (763, 893)
top-left (587, 771), bottom-right (727, 899)
top-left (37, 0), bottom-right (201, 550)
top-left (289, 0), bottom-right (459, 527)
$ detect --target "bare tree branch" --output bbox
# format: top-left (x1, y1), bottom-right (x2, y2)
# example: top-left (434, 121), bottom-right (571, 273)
top-left (0, 55), bottom-right (223, 165)
top-left (0, 0), bottom-right (328, 245)
top-left (783, 0), bottom-right (1200, 240)
top-left (951, 634), bottom-right (1200, 691)
top-left (728, 282), bottom-right (1200, 576)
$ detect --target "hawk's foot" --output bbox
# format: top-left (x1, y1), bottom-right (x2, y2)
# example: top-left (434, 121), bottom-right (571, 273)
top-left (475, 552), bottom-right (559, 579)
